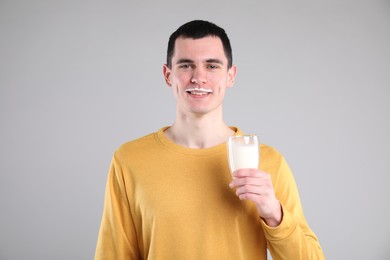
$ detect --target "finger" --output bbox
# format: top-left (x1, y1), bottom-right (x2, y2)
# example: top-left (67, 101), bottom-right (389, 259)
top-left (237, 192), bottom-right (261, 201)
top-left (229, 174), bottom-right (274, 189)
top-left (233, 169), bottom-right (268, 178)
top-left (235, 185), bottom-right (265, 196)
top-left (232, 168), bottom-right (258, 178)
top-left (229, 176), bottom-right (260, 187)
top-left (236, 188), bottom-right (275, 205)
top-left (231, 172), bottom-right (271, 187)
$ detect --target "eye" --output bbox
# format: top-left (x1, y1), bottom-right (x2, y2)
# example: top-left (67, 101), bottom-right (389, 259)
top-left (178, 64), bottom-right (193, 69)
top-left (207, 64), bottom-right (220, 69)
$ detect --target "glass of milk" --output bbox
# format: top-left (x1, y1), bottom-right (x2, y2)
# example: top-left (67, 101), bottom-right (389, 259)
top-left (227, 135), bottom-right (259, 176)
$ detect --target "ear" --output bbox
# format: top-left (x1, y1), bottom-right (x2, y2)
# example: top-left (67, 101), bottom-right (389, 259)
top-left (227, 65), bottom-right (237, 88)
top-left (163, 64), bottom-right (172, 87)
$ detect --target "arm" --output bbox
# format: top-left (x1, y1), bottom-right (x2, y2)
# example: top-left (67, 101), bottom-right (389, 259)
top-left (95, 155), bottom-right (140, 260)
top-left (230, 157), bottom-right (325, 259)
top-left (263, 158), bottom-right (324, 259)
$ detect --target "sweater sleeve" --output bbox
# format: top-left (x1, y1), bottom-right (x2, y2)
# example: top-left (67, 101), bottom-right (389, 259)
top-left (261, 157), bottom-right (325, 260)
top-left (94, 155), bottom-right (140, 260)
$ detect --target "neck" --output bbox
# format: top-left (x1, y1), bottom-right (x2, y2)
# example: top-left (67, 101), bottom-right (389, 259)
top-left (164, 110), bottom-right (235, 149)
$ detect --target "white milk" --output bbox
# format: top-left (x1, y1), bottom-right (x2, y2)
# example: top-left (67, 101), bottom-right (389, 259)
top-left (228, 143), bottom-right (259, 172)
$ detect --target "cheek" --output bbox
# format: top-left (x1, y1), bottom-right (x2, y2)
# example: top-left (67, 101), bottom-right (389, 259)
top-left (176, 71), bottom-right (191, 81)
top-left (209, 72), bottom-right (228, 84)
top-left (214, 76), bottom-right (229, 89)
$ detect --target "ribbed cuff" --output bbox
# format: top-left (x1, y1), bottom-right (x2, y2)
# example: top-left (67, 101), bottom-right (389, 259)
top-left (260, 204), bottom-right (297, 241)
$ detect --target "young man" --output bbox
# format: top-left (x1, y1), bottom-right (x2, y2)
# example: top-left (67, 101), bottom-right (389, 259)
top-left (95, 20), bottom-right (324, 259)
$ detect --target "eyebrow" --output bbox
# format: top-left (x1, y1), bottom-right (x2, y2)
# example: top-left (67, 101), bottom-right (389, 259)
top-left (206, 58), bottom-right (224, 65)
top-left (176, 58), bottom-right (194, 64)
top-left (175, 58), bottom-right (225, 65)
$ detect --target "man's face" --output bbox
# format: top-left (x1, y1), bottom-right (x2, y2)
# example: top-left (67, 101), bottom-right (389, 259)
top-left (163, 36), bottom-right (236, 116)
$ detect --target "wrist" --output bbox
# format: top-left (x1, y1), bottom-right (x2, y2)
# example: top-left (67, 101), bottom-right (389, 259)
top-left (262, 204), bottom-right (283, 227)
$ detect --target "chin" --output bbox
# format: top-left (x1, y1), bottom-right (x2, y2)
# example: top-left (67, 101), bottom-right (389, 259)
top-left (189, 106), bottom-right (218, 116)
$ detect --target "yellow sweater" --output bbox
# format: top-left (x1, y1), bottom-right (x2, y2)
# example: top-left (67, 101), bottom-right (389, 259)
top-left (95, 127), bottom-right (324, 259)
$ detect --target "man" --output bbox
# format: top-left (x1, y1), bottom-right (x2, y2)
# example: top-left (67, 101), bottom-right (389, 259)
top-left (95, 20), bottom-right (324, 259)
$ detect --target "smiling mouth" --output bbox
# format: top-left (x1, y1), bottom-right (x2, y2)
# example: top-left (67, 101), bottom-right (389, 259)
top-left (185, 88), bottom-right (213, 96)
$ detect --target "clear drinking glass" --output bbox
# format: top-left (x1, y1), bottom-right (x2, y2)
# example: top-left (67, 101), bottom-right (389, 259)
top-left (227, 135), bottom-right (259, 177)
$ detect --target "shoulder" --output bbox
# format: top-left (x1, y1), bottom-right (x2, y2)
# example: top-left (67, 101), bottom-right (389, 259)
top-left (260, 143), bottom-right (291, 179)
top-left (120, 132), bottom-right (155, 150)
top-left (113, 132), bottom-right (157, 161)
top-left (260, 143), bottom-right (285, 164)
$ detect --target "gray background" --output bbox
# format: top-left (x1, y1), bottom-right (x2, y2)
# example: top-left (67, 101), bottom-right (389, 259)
top-left (1, 0), bottom-right (389, 259)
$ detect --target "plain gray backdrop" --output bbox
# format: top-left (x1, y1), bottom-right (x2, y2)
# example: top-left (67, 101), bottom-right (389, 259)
top-left (1, 0), bottom-right (389, 259)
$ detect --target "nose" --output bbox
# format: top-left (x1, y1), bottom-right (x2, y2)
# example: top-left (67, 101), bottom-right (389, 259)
top-left (191, 67), bottom-right (207, 85)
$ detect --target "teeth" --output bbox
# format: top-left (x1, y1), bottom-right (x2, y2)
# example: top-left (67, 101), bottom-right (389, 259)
top-left (190, 91), bottom-right (208, 95)
top-left (186, 88), bottom-right (212, 95)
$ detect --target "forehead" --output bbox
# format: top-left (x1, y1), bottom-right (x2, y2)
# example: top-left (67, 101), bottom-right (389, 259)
top-left (172, 36), bottom-right (227, 62)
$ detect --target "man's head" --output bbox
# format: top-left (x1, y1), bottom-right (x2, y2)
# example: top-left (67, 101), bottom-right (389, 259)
top-left (166, 20), bottom-right (233, 69)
